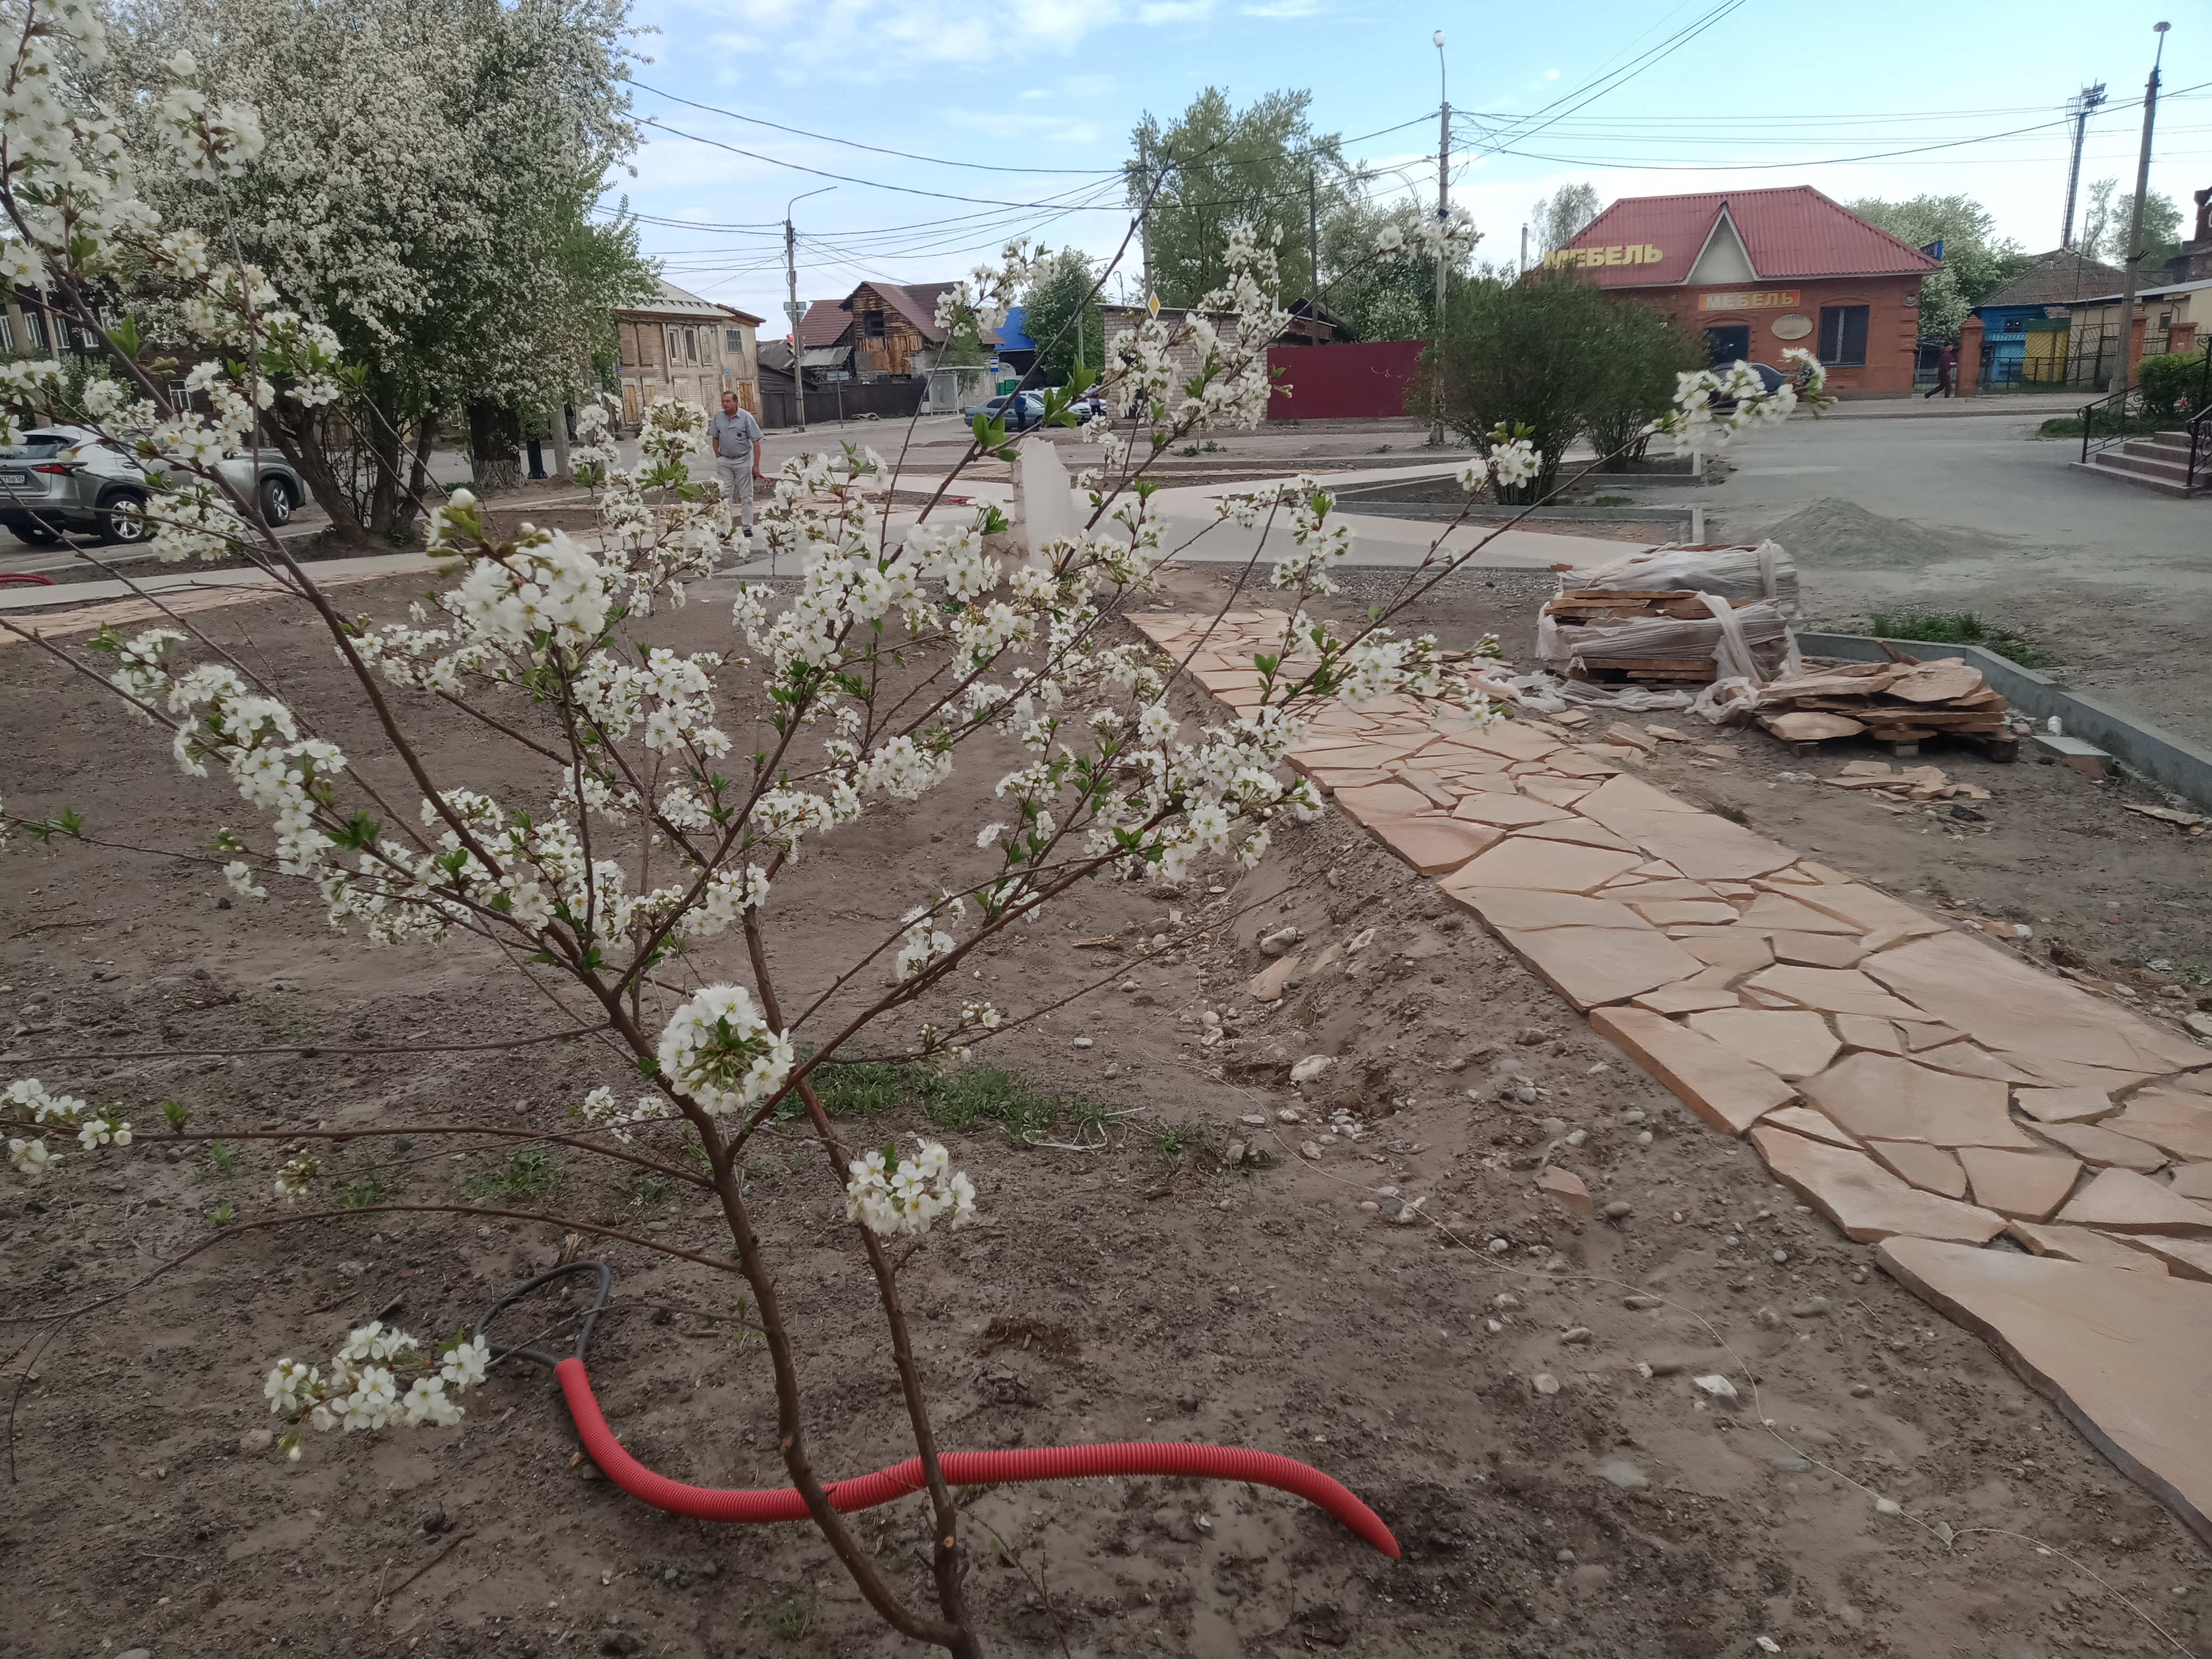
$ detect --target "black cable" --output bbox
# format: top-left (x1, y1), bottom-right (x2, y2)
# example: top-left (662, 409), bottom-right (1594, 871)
top-left (472, 1260), bottom-right (613, 1372)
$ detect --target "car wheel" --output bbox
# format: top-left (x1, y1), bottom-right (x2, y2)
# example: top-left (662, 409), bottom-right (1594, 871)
top-left (100, 490), bottom-right (150, 546)
top-left (259, 476), bottom-right (294, 527)
top-left (7, 520), bottom-right (59, 545)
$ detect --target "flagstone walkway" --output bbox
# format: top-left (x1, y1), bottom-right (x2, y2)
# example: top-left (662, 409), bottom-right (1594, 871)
top-left (1132, 607), bottom-right (2212, 1547)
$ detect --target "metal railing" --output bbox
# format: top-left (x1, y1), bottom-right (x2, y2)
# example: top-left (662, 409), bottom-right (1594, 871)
top-left (2186, 403), bottom-right (2211, 496)
top-left (2079, 384), bottom-right (2143, 463)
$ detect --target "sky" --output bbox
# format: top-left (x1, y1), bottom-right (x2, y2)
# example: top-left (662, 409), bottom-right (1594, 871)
top-left (614, 0), bottom-right (2208, 329)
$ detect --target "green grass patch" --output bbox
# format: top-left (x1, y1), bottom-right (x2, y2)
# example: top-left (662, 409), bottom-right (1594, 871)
top-left (810, 1059), bottom-right (1095, 1144)
top-left (2036, 412), bottom-right (2172, 439)
top-left (1866, 609), bottom-right (2054, 669)
top-left (1593, 494), bottom-right (1633, 506)
top-left (460, 1147), bottom-right (572, 1203)
top-left (1151, 1118), bottom-right (1221, 1167)
top-left (772, 1594), bottom-right (821, 1640)
top-left (339, 1175), bottom-right (387, 1209)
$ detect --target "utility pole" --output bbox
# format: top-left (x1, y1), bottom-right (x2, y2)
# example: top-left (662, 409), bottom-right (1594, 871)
top-left (1431, 28), bottom-right (1449, 447)
top-left (2110, 23), bottom-right (2169, 398)
top-left (1138, 131), bottom-right (1154, 306)
top-left (783, 186), bottom-right (833, 436)
top-left (2060, 82), bottom-right (2107, 249)
top-left (1519, 223), bottom-right (1528, 275)
top-left (1308, 162), bottom-right (1321, 312)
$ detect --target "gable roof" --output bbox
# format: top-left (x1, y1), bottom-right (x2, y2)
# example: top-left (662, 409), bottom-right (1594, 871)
top-left (799, 299), bottom-right (850, 348)
top-left (621, 279), bottom-right (764, 326)
top-left (1976, 248), bottom-right (2130, 311)
top-left (1556, 187), bottom-right (1940, 286)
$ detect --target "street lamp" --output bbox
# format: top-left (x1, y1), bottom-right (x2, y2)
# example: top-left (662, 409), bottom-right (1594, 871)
top-left (784, 186), bottom-right (833, 435)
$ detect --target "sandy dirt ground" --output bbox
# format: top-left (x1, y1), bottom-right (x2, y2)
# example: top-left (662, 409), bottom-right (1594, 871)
top-left (2, 554), bottom-right (2208, 1659)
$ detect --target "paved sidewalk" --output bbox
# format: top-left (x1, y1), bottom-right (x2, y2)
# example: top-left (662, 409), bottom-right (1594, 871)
top-left (1136, 605), bottom-right (2212, 1546)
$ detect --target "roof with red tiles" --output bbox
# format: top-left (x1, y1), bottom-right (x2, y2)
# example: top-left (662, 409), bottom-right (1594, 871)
top-left (799, 299), bottom-right (850, 348)
top-left (1553, 187), bottom-right (1940, 287)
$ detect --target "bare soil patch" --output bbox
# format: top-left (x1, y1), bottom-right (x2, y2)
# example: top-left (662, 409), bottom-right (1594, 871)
top-left (1, 563), bottom-right (2206, 1659)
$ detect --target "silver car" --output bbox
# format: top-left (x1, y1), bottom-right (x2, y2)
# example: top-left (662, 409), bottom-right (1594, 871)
top-left (0, 424), bottom-right (306, 547)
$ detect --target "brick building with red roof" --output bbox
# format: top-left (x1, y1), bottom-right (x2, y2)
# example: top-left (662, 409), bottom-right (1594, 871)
top-left (1545, 186), bottom-right (1939, 397)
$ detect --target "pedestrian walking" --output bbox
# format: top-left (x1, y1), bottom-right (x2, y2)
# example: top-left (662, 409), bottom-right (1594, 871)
top-left (1926, 343), bottom-right (1957, 399)
top-left (708, 391), bottom-right (765, 535)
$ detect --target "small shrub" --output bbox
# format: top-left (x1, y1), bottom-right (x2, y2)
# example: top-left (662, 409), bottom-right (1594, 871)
top-left (2135, 349), bottom-right (2208, 420)
top-left (339, 1176), bottom-right (387, 1209)
top-left (1866, 609), bottom-right (2053, 669)
top-left (773, 1594), bottom-right (820, 1640)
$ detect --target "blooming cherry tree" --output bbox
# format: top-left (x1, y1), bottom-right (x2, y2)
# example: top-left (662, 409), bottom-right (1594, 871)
top-left (0, 6), bottom-right (1820, 1648)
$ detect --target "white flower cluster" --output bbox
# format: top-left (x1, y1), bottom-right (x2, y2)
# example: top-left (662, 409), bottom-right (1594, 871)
top-left (1457, 432), bottom-right (1540, 495)
top-left (655, 984), bottom-right (795, 1115)
top-left (5, 1077), bottom-right (130, 1179)
top-left (447, 520), bottom-right (613, 653)
top-left (273, 1152), bottom-right (321, 1202)
top-left (1660, 349), bottom-right (1828, 457)
top-left (843, 1138), bottom-right (977, 1238)
top-left (155, 51), bottom-right (266, 179)
top-left (1373, 206), bottom-right (1480, 261)
top-left (263, 1324), bottom-right (491, 1460)
top-left (895, 899), bottom-right (964, 981)
top-left (577, 1084), bottom-right (673, 1144)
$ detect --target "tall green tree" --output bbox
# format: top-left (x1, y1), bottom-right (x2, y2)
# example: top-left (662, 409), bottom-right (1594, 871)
top-left (1126, 88), bottom-right (1356, 306)
top-left (1530, 183), bottom-right (1602, 257)
top-left (111, 0), bottom-right (657, 535)
top-left (1016, 250), bottom-right (1103, 387)
top-left (2080, 177), bottom-right (2185, 274)
top-left (1846, 194), bottom-right (2033, 342)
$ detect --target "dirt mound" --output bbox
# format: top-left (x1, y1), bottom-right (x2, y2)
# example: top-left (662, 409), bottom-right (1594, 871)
top-left (1760, 497), bottom-right (1962, 569)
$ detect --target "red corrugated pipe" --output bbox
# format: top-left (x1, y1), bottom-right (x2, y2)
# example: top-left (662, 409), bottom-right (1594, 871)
top-left (555, 1356), bottom-right (1400, 1558)
top-left (476, 1263), bottom-right (1397, 1560)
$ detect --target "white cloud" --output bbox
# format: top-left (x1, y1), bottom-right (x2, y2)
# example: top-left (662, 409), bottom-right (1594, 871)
top-left (1241, 0), bottom-right (1320, 14)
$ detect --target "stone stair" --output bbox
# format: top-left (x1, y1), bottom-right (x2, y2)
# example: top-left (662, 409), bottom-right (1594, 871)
top-left (2071, 429), bottom-right (2207, 498)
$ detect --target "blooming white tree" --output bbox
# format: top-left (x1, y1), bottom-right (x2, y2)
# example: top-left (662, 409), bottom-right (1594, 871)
top-left (0, 6), bottom-right (1817, 1647)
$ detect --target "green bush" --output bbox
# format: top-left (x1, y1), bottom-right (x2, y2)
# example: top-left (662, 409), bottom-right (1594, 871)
top-left (2135, 350), bottom-right (2208, 420)
top-left (1423, 270), bottom-right (1706, 497)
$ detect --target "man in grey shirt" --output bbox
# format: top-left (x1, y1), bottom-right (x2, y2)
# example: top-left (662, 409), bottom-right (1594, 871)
top-left (708, 391), bottom-right (766, 535)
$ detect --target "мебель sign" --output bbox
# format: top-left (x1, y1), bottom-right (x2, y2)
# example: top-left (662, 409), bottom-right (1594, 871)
top-left (1697, 290), bottom-right (1800, 311)
top-left (1544, 244), bottom-right (1664, 269)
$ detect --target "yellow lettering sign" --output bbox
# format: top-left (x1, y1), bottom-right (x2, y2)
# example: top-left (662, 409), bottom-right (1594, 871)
top-left (1543, 244), bottom-right (1664, 271)
top-left (1697, 289), bottom-right (1800, 311)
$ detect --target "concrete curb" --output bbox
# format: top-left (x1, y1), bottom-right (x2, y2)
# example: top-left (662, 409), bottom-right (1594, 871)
top-left (1799, 632), bottom-right (2212, 811)
top-left (1330, 500), bottom-right (1699, 531)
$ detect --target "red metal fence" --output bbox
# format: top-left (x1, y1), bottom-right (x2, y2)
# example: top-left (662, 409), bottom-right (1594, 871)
top-left (1265, 340), bottom-right (1424, 422)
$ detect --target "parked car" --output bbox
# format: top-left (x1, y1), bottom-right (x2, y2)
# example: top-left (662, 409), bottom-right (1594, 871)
top-left (960, 391), bottom-right (1044, 431)
top-left (0, 425), bottom-right (307, 546)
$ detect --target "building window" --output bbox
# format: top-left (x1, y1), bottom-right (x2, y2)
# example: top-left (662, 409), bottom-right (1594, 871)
top-left (2004, 317), bottom-right (2024, 333)
top-left (725, 328), bottom-right (745, 357)
top-left (22, 308), bottom-right (47, 352)
top-left (1817, 305), bottom-right (1869, 367)
top-left (862, 308), bottom-right (886, 338)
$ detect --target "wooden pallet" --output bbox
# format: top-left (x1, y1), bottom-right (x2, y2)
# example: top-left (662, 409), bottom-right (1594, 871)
top-left (1574, 655), bottom-right (1717, 686)
top-left (1759, 716), bottom-right (2020, 762)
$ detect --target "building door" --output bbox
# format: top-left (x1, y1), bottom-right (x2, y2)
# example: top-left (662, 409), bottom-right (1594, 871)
top-left (1705, 324), bottom-right (1752, 367)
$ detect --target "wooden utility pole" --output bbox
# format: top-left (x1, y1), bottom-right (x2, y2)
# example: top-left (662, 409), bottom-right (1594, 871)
top-left (1430, 29), bottom-right (1449, 446)
top-left (2110, 22), bottom-right (2169, 397)
top-left (1308, 163), bottom-right (1321, 310)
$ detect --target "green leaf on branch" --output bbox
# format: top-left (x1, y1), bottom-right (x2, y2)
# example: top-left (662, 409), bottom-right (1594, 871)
top-left (332, 811), bottom-right (381, 851)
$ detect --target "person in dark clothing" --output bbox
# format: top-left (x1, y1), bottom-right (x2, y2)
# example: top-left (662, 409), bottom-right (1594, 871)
top-left (1926, 343), bottom-right (1957, 399)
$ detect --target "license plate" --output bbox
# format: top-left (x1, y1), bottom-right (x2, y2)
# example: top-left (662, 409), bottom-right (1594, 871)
top-left (0, 471), bottom-right (29, 487)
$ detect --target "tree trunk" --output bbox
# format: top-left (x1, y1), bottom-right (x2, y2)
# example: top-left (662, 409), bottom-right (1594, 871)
top-left (468, 400), bottom-right (522, 493)
top-left (262, 406), bottom-right (375, 549)
top-left (364, 373), bottom-right (407, 540)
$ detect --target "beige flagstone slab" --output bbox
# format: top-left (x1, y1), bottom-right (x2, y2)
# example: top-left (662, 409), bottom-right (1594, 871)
top-left (1442, 886), bottom-right (1656, 933)
top-left (1781, 883), bottom-right (1945, 938)
top-left (2112, 1233), bottom-right (2212, 1283)
top-left (1743, 966), bottom-right (1927, 1022)
top-left (2012, 1054), bottom-right (2165, 1095)
top-left (1501, 927), bottom-right (1705, 1012)
top-left (1765, 1104), bottom-right (1864, 1147)
top-left (2013, 1086), bottom-right (2119, 1125)
top-left (1368, 815), bottom-right (1506, 876)
top-left (1580, 807), bottom-right (1801, 883)
top-left (1590, 1007), bottom-right (1796, 1134)
top-left (1914, 1043), bottom-right (2042, 1086)
top-left (1304, 768), bottom-right (1396, 792)
top-left (2104, 1091), bottom-right (2212, 1163)
top-left (1682, 934), bottom-right (1775, 974)
top-left (1770, 932), bottom-right (1868, 969)
top-left (1332, 780), bottom-right (1437, 826)
top-left (1450, 795), bottom-right (1572, 827)
top-left (1248, 953), bottom-right (1303, 1002)
top-left (1752, 1128), bottom-right (2006, 1244)
top-left (1735, 892), bottom-right (1864, 935)
top-left (1861, 932), bottom-right (2209, 1077)
top-left (2056, 1168), bottom-right (2212, 1236)
top-left (1896, 1021), bottom-right (1965, 1052)
top-left (2028, 1120), bottom-right (2169, 1172)
top-left (1835, 1013), bottom-right (1905, 1053)
top-left (1874, 1235), bottom-right (2212, 1547)
top-left (1610, 878), bottom-right (1723, 903)
top-left (1630, 899), bottom-right (1740, 927)
top-left (2172, 1164), bottom-right (2212, 1202)
top-left (1456, 723), bottom-right (1563, 763)
top-left (1389, 767), bottom-right (1461, 809)
top-left (1957, 1147), bottom-right (2083, 1220)
top-left (1575, 773), bottom-right (1703, 818)
top-left (1518, 818), bottom-right (1644, 853)
top-left (1685, 1008), bottom-right (1841, 1080)
top-left (1866, 1139), bottom-right (1970, 1198)
top-left (1632, 984), bottom-right (1744, 1015)
top-left (1521, 777), bottom-right (1594, 809)
top-left (2006, 1220), bottom-right (2169, 1274)
top-left (1445, 838), bottom-right (1646, 895)
top-left (1795, 1052), bottom-right (2034, 1148)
